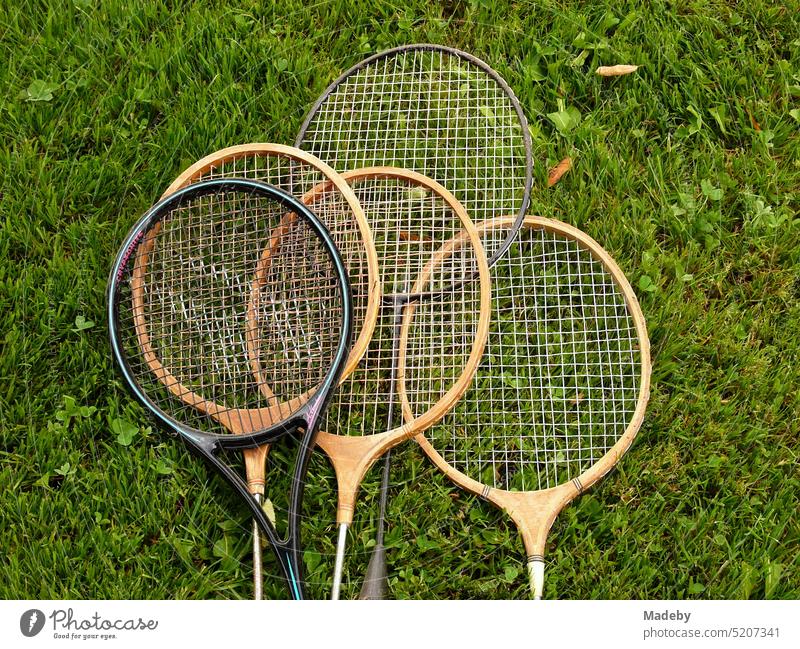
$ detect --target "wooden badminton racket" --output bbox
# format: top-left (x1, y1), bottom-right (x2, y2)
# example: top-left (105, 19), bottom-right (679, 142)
top-left (415, 215), bottom-right (651, 598)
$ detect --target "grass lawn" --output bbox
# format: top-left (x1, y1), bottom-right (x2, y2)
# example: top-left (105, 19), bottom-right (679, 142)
top-left (1, 0), bottom-right (798, 599)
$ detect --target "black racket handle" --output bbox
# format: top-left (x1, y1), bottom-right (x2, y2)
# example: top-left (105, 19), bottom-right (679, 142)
top-left (358, 542), bottom-right (388, 599)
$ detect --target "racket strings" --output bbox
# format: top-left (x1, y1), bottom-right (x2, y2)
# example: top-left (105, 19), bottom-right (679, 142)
top-left (249, 219), bottom-right (344, 402)
top-left (400, 240), bottom-right (486, 415)
top-left (321, 303), bottom-right (404, 435)
top-left (176, 152), bottom-right (373, 358)
top-left (300, 47), bottom-right (530, 260)
top-left (427, 227), bottom-right (642, 493)
top-left (119, 189), bottom-right (345, 435)
top-left (345, 177), bottom-right (479, 295)
top-left (321, 210), bottom-right (485, 438)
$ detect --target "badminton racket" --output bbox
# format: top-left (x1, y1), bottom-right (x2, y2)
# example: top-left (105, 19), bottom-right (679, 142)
top-left (162, 144), bottom-right (379, 598)
top-left (305, 167), bottom-right (491, 599)
top-left (414, 215), bottom-right (651, 599)
top-left (108, 178), bottom-right (354, 599)
top-left (297, 45), bottom-right (533, 596)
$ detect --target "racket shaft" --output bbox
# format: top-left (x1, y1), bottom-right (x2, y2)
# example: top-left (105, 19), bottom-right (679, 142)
top-left (252, 494), bottom-right (263, 600)
top-left (358, 306), bottom-right (403, 598)
top-left (358, 540), bottom-right (387, 600)
top-left (332, 523), bottom-right (348, 600)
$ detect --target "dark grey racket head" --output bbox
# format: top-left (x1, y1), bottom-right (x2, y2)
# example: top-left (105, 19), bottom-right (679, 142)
top-left (296, 43), bottom-right (533, 267)
top-left (108, 178), bottom-right (353, 447)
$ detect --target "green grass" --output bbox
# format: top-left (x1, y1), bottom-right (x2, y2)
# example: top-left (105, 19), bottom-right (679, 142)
top-left (1, 0), bottom-right (798, 599)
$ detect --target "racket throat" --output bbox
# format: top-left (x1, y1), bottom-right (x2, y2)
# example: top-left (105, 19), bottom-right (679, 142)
top-left (316, 429), bottom-right (408, 526)
top-left (244, 446), bottom-right (269, 496)
top-left (486, 482), bottom-right (578, 599)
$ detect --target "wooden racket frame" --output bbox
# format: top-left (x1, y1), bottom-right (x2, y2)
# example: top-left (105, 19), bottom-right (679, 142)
top-left (158, 143), bottom-right (380, 497)
top-left (309, 166), bottom-right (493, 527)
top-left (413, 214), bottom-right (652, 598)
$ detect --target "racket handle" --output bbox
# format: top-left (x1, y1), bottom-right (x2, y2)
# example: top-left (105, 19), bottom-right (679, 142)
top-left (527, 556), bottom-right (545, 600)
top-left (331, 523), bottom-right (348, 600)
top-left (358, 542), bottom-right (387, 600)
top-left (252, 493), bottom-right (263, 600)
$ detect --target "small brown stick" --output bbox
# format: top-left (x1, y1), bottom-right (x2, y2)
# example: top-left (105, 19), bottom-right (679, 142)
top-left (547, 157), bottom-right (572, 187)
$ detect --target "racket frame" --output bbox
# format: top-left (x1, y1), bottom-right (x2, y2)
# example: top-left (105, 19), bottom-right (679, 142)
top-left (297, 44), bottom-right (533, 596)
top-left (161, 144), bottom-right (380, 598)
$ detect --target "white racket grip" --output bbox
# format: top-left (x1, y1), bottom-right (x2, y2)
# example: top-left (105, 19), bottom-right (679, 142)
top-left (331, 523), bottom-right (349, 600)
top-left (252, 493), bottom-right (263, 600)
top-left (527, 556), bottom-right (545, 600)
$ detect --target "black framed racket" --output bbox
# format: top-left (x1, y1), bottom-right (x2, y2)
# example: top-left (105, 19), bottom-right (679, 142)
top-left (296, 43), bottom-right (534, 598)
top-left (107, 178), bottom-right (353, 599)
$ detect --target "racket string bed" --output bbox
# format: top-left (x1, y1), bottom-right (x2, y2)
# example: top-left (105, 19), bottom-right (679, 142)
top-left (161, 145), bottom-right (378, 372)
top-left (437, 232), bottom-right (640, 492)
top-left (125, 198), bottom-right (340, 427)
